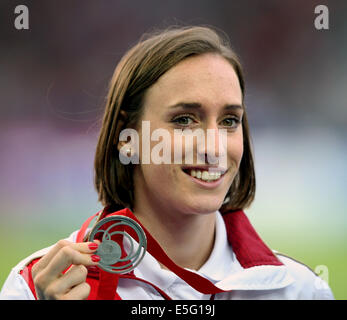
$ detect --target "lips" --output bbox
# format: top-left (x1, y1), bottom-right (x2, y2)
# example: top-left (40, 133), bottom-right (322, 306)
top-left (181, 166), bottom-right (227, 183)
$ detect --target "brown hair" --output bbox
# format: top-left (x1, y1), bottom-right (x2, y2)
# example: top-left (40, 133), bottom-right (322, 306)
top-left (94, 25), bottom-right (256, 214)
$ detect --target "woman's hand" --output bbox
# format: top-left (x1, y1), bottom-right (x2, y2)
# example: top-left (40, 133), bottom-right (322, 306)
top-left (31, 240), bottom-right (100, 300)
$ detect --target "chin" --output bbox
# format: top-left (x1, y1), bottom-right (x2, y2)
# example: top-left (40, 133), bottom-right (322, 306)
top-left (182, 198), bottom-right (223, 215)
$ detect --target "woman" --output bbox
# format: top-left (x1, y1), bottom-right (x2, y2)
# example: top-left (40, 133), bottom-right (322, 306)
top-left (0, 25), bottom-right (334, 300)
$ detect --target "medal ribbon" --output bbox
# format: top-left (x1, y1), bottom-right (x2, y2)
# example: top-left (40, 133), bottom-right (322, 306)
top-left (76, 208), bottom-right (226, 298)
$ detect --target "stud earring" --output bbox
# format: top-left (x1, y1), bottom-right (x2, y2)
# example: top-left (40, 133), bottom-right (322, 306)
top-left (222, 196), bottom-right (230, 205)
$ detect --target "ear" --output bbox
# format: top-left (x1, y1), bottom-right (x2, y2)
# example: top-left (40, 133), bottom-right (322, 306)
top-left (117, 140), bottom-right (128, 152)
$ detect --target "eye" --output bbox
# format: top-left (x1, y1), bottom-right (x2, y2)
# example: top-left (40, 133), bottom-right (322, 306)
top-left (171, 115), bottom-right (195, 126)
top-left (220, 116), bottom-right (241, 128)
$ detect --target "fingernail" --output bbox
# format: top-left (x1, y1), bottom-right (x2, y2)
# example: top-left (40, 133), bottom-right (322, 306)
top-left (91, 255), bottom-right (101, 262)
top-left (88, 243), bottom-right (98, 250)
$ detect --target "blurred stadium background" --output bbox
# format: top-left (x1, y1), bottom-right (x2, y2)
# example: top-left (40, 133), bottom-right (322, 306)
top-left (0, 0), bottom-right (346, 299)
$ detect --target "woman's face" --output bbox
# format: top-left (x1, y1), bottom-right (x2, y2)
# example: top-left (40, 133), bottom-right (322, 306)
top-left (131, 53), bottom-right (244, 215)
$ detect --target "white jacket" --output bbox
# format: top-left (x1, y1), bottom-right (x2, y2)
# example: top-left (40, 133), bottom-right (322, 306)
top-left (0, 210), bottom-right (334, 300)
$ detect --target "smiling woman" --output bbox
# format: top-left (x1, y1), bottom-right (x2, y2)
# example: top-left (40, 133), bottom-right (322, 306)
top-left (0, 25), bottom-right (334, 300)
top-left (96, 26), bottom-right (255, 215)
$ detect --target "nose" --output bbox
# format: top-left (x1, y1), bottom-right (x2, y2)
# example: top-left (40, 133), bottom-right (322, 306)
top-left (197, 124), bottom-right (227, 165)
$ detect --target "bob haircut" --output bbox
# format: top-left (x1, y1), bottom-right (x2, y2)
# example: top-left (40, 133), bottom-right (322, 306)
top-left (94, 25), bottom-right (256, 214)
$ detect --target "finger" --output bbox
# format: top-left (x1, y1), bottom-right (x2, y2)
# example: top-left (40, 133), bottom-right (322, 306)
top-left (61, 282), bottom-right (91, 300)
top-left (34, 240), bottom-right (99, 273)
top-left (44, 246), bottom-right (100, 282)
top-left (51, 265), bottom-right (88, 296)
top-left (34, 240), bottom-right (98, 273)
top-left (33, 240), bottom-right (72, 274)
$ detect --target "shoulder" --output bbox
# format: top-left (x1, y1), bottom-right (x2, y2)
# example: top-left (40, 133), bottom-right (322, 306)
top-left (0, 230), bottom-right (79, 300)
top-left (275, 252), bottom-right (334, 300)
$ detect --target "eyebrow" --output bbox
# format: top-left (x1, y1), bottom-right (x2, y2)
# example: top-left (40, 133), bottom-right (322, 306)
top-left (168, 102), bottom-right (243, 111)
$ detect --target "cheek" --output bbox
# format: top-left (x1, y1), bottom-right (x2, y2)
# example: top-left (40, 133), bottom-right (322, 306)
top-left (138, 164), bottom-right (183, 205)
top-left (227, 131), bottom-right (244, 169)
top-left (140, 163), bottom-right (178, 188)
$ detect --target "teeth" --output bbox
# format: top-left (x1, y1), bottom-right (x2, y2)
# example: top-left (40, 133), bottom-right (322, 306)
top-left (201, 171), bottom-right (209, 181)
top-left (189, 169), bottom-right (222, 181)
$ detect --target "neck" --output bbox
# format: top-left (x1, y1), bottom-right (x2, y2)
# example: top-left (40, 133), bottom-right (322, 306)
top-left (133, 197), bottom-right (216, 271)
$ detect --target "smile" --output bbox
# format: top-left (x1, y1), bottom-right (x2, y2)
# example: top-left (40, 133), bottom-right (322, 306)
top-left (182, 166), bottom-right (227, 187)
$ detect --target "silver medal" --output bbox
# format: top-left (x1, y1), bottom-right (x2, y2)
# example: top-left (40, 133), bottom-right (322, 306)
top-left (89, 215), bottom-right (147, 274)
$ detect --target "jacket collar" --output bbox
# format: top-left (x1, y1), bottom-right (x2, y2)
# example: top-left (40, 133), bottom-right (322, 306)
top-left (218, 209), bottom-right (294, 290)
top-left (95, 206), bottom-right (294, 291)
top-left (222, 209), bottom-right (283, 268)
